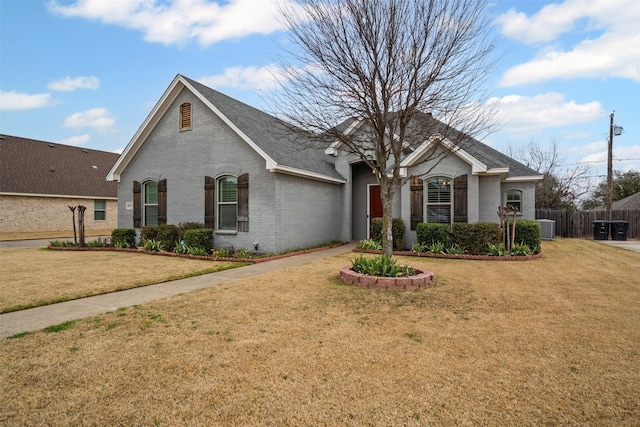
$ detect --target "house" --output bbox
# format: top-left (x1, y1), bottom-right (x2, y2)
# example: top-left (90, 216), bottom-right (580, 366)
top-left (107, 74), bottom-right (542, 252)
top-left (0, 134), bottom-right (119, 235)
top-left (592, 191), bottom-right (640, 211)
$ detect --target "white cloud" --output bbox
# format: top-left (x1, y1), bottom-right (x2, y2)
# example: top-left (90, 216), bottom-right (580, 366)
top-left (48, 0), bottom-right (298, 46)
top-left (199, 64), bottom-right (287, 91)
top-left (0, 90), bottom-right (52, 110)
top-left (496, 0), bottom-right (640, 86)
top-left (58, 134), bottom-right (91, 146)
top-left (48, 76), bottom-right (100, 92)
top-left (63, 108), bottom-right (116, 133)
top-left (488, 92), bottom-right (604, 135)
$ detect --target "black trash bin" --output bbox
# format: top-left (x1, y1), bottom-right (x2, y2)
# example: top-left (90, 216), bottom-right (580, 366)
top-left (592, 220), bottom-right (609, 240)
top-left (610, 221), bottom-right (629, 241)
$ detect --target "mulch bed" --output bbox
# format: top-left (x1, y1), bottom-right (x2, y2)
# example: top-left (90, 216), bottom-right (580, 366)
top-left (353, 248), bottom-right (543, 261)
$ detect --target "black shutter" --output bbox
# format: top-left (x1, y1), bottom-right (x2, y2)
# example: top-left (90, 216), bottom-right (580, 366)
top-left (133, 181), bottom-right (141, 228)
top-left (410, 176), bottom-right (423, 230)
top-left (158, 179), bottom-right (167, 225)
top-left (204, 176), bottom-right (215, 229)
top-left (237, 173), bottom-right (249, 232)
top-left (454, 174), bottom-right (468, 223)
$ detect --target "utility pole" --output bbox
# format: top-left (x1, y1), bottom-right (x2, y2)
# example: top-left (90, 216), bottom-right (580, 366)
top-left (607, 111), bottom-right (614, 213)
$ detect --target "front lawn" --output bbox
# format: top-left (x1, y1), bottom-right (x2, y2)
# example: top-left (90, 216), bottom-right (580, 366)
top-left (1, 239), bottom-right (639, 425)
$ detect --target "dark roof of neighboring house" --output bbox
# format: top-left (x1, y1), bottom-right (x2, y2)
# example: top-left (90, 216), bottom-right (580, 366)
top-left (613, 192), bottom-right (640, 210)
top-left (181, 76), bottom-right (343, 180)
top-left (592, 191), bottom-right (640, 210)
top-left (0, 134), bottom-right (119, 198)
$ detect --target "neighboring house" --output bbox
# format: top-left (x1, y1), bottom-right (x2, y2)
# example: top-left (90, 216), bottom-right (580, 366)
top-left (0, 135), bottom-right (119, 235)
top-left (107, 74), bottom-right (542, 253)
top-left (592, 191), bottom-right (640, 211)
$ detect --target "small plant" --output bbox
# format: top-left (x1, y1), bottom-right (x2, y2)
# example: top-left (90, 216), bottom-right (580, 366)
top-left (113, 240), bottom-right (131, 249)
top-left (212, 248), bottom-right (230, 258)
top-left (187, 246), bottom-right (209, 256)
top-left (351, 255), bottom-right (416, 277)
top-left (512, 242), bottom-right (532, 256)
top-left (174, 240), bottom-right (190, 254)
top-left (428, 242), bottom-right (446, 254)
top-left (140, 239), bottom-right (164, 252)
top-left (87, 238), bottom-right (108, 248)
top-left (486, 243), bottom-right (509, 256)
top-left (49, 240), bottom-right (76, 248)
top-left (233, 248), bottom-right (253, 259)
top-left (357, 239), bottom-right (382, 251)
top-left (410, 242), bottom-right (429, 253)
top-left (444, 244), bottom-right (465, 255)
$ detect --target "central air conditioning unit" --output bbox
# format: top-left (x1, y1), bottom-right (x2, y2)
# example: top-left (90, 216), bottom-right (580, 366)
top-left (536, 219), bottom-right (555, 240)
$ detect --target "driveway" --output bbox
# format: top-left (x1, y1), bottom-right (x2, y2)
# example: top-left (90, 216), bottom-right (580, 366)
top-left (596, 239), bottom-right (640, 254)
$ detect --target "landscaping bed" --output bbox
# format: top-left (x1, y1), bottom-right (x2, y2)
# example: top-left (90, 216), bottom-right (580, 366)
top-left (353, 247), bottom-right (543, 261)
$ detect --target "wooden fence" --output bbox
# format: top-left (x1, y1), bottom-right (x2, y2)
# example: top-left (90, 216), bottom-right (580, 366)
top-left (535, 209), bottom-right (640, 239)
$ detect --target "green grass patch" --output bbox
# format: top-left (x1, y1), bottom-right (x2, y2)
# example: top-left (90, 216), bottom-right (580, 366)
top-left (43, 320), bottom-right (76, 333)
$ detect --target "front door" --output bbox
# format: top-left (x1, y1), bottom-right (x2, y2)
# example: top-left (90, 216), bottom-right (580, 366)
top-left (368, 184), bottom-right (383, 239)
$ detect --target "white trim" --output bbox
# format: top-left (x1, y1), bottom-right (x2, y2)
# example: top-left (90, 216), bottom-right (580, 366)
top-left (505, 175), bottom-right (544, 182)
top-left (399, 135), bottom-right (488, 177)
top-left (269, 165), bottom-right (346, 184)
top-left (0, 192), bottom-right (117, 200)
top-left (324, 118), bottom-right (365, 155)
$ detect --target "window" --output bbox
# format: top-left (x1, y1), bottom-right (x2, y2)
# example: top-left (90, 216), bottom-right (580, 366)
top-left (426, 177), bottom-right (451, 224)
top-left (217, 176), bottom-right (237, 231)
top-left (180, 102), bottom-right (192, 130)
top-left (94, 200), bottom-right (106, 220)
top-left (144, 181), bottom-right (159, 226)
top-left (505, 189), bottom-right (522, 213)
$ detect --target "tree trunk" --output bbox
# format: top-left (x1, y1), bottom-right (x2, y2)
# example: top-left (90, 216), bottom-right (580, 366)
top-left (379, 179), bottom-right (395, 257)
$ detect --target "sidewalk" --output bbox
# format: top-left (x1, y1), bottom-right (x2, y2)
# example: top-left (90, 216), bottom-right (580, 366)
top-left (0, 243), bottom-right (356, 339)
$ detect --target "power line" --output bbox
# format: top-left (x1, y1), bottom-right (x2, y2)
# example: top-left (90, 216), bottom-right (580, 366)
top-left (556, 157), bottom-right (640, 167)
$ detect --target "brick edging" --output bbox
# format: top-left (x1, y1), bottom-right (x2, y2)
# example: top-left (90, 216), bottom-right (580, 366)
top-left (47, 242), bottom-right (349, 263)
top-left (339, 267), bottom-right (434, 290)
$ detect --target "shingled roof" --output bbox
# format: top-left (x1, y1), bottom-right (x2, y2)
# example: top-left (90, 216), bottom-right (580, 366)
top-left (0, 134), bottom-right (119, 198)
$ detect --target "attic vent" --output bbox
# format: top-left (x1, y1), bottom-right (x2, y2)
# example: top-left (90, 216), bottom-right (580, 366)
top-left (180, 102), bottom-right (192, 130)
top-left (50, 166), bottom-right (55, 172)
top-left (92, 165), bottom-right (98, 170)
top-left (48, 144), bottom-right (55, 148)
top-left (83, 149), bottom-right (89, 153)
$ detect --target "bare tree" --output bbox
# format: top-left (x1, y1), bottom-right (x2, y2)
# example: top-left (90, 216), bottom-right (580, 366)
top-left (274, 0), bottom-right (497, 256)
top-left (507, 139), bottom-right (593, 210)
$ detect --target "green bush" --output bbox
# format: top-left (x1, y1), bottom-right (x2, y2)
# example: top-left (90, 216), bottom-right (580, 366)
top-left (452, 222), bottom-right (501, 255)
top-left (141, 225), bottom-right (180, 252)
top-left (111, 228), bottom-right (136, 248)
top-left (178, 222), bottom-right (204, 240)
top-left (514, 220), bottom-right (541, 254)
top-left (140, 226), bottom-right (158, 243)
top-left (416, 223), bottom-right (450, 246)
top-left (183, 228), bottom-right (214, 254)
top-left (370, 218), bottom-right (406, 250)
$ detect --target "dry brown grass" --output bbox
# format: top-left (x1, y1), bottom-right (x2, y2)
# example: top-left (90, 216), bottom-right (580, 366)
top-left (0, 248), bottom-right (239, 312)
top-left (1, 239), bottom-right (639, 425)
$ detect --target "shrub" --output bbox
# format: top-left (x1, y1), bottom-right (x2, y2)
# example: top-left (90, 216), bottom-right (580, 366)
top-left (178, 222), bottom-right (204, 240)
top-left (233, 248), bottom-right (253, 259)
top-left (512, 242), bottom-right (532, 256)
top-left (173, 241), bottom-right (190, 254)
top-left (428, 242), bottom-right (446, 254)
top-left (444, 244), bottom-right (466, 255)
top-left (410, 242), bottom-right (429, 253)
top-left (416, 223), bottom-right (450, 246)
top-left (155, 224), bottom-right (180, 252)
top-left (452, 222), bottom-right (501, 255)
top-left (371, 217), bottom-right (406, 250)
top-left (486, 243), bottom-right (509, 256)
top-left (87, 238), bottom-right (108, 248)
top-left (140, 226), bottom-right (158, 243)
top-left (351, 255), bottom-right (415, 277)
top-left (49, 240), bottom-right (76, 248)
top-left (111, 228), bottom-right (136, 248)
top-left (212, 248), bottom-right (230, 258)
top-left (514, 220), bottom-right (541, 254)
top-left (183, 228), bottom-right (214, 254)
top-left (187, 247), bottom-right (209, 256)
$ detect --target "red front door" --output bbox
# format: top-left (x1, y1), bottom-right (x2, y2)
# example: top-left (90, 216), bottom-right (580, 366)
top-left (368, 185), bottom-right (383, 238)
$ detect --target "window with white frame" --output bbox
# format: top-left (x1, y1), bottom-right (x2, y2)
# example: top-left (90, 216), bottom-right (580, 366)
top-left (426, 177), bottom-right (451, 224)
top-left (505, 189), bottom-right (522, 213)
top-left (94, 199), bottom-right (106, 220)
top-left (143, 181), bottom-right (159, 226)
top-left (217, 176), bottom-right (237, 231)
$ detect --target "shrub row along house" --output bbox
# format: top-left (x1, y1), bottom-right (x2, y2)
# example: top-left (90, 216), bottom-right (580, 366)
top-left (0, 135), bottom-right (119, 235)
top-left (107, 75), bottom-right (542, 253)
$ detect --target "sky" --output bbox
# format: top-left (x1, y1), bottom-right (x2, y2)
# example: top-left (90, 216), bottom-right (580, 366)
top-left (1, 0), bottom-right (639, 189)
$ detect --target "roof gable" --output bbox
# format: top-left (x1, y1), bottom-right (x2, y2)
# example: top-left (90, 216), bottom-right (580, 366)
top-left (108, 75), bottom-right (344, 184)
top-left (0, 134), bottom-right (119, 198)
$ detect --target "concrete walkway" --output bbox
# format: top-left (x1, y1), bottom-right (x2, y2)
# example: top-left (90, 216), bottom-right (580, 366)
top-left (0, 243), bottom-right (356, 339)
top-left (596, 239), bottom-right (640, 254)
